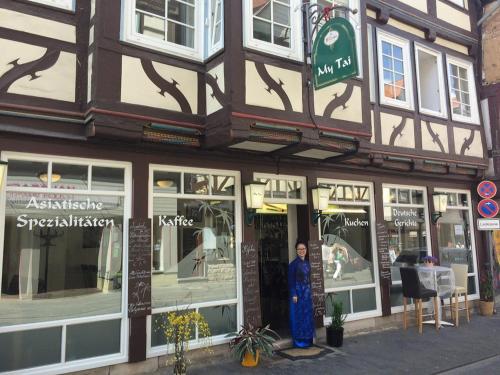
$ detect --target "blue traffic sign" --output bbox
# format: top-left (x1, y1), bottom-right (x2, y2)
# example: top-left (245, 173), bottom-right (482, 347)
top-left (478, 199), bottom-right (499, 218)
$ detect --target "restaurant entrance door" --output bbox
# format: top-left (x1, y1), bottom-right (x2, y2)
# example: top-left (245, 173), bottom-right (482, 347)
top-left (256, 204), bottom-right (297, 337)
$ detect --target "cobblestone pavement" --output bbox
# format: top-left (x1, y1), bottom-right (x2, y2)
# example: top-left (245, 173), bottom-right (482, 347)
top-left (155, 313), bottom-right (500, 375)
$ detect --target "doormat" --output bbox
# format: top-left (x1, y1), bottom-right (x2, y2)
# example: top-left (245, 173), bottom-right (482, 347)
top-left (275, 344), bottom-right (337, 361)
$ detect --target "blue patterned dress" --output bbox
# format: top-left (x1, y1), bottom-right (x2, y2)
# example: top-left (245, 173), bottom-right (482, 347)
top-left (288, 256), bottom-right (315, 348)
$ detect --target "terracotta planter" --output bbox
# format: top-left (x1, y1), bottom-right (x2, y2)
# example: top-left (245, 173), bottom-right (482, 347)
top-left (326, 327), bottom-right (344, 347)
top-left (479, 300), bottom-right (494, 316)
top-left (241, 350), bottom-right (259, 367)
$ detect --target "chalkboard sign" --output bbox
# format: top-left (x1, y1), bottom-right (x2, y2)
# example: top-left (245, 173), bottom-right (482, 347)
top-left (128, 218), bottom-right (152, 318)
top-left (308, 240), bottom-right (326, 319)
top-left (241, 241), bottom-right (262, 328)
top-left (376, 223), bottom-right (392, 282)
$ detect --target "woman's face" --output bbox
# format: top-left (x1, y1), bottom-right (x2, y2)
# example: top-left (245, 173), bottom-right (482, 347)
top-left (296, 244), bottom-right (307, 258)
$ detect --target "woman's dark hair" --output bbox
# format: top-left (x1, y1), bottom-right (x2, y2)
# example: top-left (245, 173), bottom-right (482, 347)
top-left (295, 239), bottom-right (307, 249)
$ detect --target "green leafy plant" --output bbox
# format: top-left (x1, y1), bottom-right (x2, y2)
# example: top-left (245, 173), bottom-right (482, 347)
top-left (226, 324), bottom-right (280, 362)
top-left (327, 299), bottom-right (347, 330)
top-left (480, 271), bottom-right (494, 302)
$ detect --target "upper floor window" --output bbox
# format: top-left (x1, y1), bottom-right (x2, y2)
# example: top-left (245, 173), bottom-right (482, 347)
top-left (27, 0), bottom-right (74, 10)
top-left (415, 44), bottom-right (447, 118)
top-left (447, 0), bottom-right (465, 7)
top-left (122, 0), bottom-right (224, 62)
top-left (446, 56), bottom-right (479, 124)
top-left (377, 30), bottom-right (413, 110)
top-left (243, 0), bottom-right (303, 61)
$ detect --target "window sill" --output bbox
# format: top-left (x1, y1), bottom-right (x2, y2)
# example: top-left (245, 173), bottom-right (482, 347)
top-left (419, 108), bottom-right (448, 120)
top-left (450, 116), bottom-right (481, 126)
top-left (244, 40), bottom-right (303, 63)
top-left (379, 99), bottom-right (414, 112)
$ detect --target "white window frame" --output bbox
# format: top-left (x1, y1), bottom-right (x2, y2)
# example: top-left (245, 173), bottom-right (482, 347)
top-left (447, 0), bottom-right (465, 7)
top-left (147, 164), bottom-right (242, 358)
top-left (446, 55), bottom-right (480, 125)
top-left (414, 43), bottom-right (448, 119)
top-left (122, 0), bottom-right (223, 62)
top-left (312, 0), bottom-right (363, 78)
top-left (317, 179), bottom-right (382, 323)
top-left (254, 173), bottom-right (307, 205)
top-left (243, 0), bottom-right (304, 62)
top-left (434, 188), bottom-right (479, 300)
top-left (376, 29), bottom-right (414, 110)
top-left (207, 0), bottom-right (224, 56)
top-left (382, 184), bottom-right (432, 314)
top-left (368, 24), bottom-right (376, 102)
top-left (0, 152), bottom-right (131, 375)
top-left (27, 0), bottom-right (75, 11)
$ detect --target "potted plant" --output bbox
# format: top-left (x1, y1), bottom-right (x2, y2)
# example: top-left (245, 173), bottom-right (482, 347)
top-left (479, 271), bottom-right (495, 316)
top-left (326, 299), bottom-right (347, 347)
top-left (226, 324), bottom-right (280, 367)
top-left (158, 309), bottom-right (212, 375)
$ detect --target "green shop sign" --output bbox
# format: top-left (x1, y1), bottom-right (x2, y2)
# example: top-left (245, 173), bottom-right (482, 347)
top-left (312, 18), bottom-right (358, 90)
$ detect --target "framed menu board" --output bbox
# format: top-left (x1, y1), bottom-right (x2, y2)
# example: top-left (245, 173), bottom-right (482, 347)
top-left (308, 240), bottom-right (326, 321)
top-left (128, 218), bottom-right (152, 318)
top-left (241, 241), bottom-right (262, 328)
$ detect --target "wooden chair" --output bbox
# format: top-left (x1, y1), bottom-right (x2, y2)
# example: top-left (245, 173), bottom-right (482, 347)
top-left (400, 267), bottom-right (439, 334)
top-left (450, 263), bottom-right (470, 327)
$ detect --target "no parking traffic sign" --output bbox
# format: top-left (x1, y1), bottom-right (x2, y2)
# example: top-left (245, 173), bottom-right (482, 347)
top-left (477, 181), bottom-right (497, 199)
top-left (478, 199), bottom-right (499, 218)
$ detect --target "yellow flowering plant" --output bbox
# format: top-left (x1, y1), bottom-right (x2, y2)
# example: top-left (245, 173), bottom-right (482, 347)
top-left (156, 309), bottom-right (212, 375)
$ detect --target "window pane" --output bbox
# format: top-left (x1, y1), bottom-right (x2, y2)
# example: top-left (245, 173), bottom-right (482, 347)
top-left (287, 180), bottom-right (302, 199)
top-left (458, 66), bottom-right (467, 79)
top-left (154, 171), bottom-right (181, 194)
top-left (394, 59), bottom-right (404, 74)
top-left (0, 327), bottom-right (61, 372)
top-left (398, 189), bottom-right (410, 204)
top-left (396, 88), bottom-right (406, 101)
top-left (382, 41), bottom-right (391, 55)
top-left (322, 205), bottom-right (374, 289)
top-left (66, 319), bottom-right (121, 361)
top-left (352, 288), bottom-right (377, 313)
top-left (211, 175), bottom-right (235, 196)
top-left (136, 0), bottom-right (165, 16)
top-left (383, 70), bottom-right (393, 84)
top-left (437, 209), bottom-right (474, 273)
top-left (6, 160), bottom-right (48, 188)
top-left (274, 24), bottom-right (290, 47)
top-left (272, 179), bottom-right (287, 199)
top-left (136, 12), bottom-right (165, 40)
top-left (1, 192), bottom-right (124, 326)
top-left (167, 0), bottom-right (195, 27)
top-left (253, 18), bottom-right (272, 42)
top-left (273, 2), bottom-right (290, 26)
top-left (326, 291), bottom-right (350, 314)
top-left (253, 0), bottom-right (271, 20)
top-left (152, 198), bottom-right (236, 307)
top-left (450, 64), bottom-right (458, 77)
top-left (92, 167), bottom-right (125, 192)
top-left (199, 304), bottom-right (237, 336)
top-left (52, 163), bottom-right (88, 190)
top-left (167, 21), bottom-right (194, 47)
top-left (393, 45), bottom-right (403, 59)
top-left (151, 310), bottom-right (196, 347)
top-left (411, 189), bottom-right (424, 205)
top-left (355, 186), bottom-right (370, 201)
top-left (394, 74), bottom-right (405, 87)
top-left (184, 173), bottom-right (209, 194)
top-left (383, 187), bottom-right (397, 204)
top-left (382, 55), bottom-right (392, 70)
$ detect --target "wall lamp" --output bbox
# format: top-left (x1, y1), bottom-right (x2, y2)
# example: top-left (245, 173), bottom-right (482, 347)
top-left (312, 186), bottom-right (330, 225)
top-left (431, 192), bottom-right (448, 224)
top-left (244, 181), bottom-right (266, 226)
top-left (0, 161), bottom-right (7, 189)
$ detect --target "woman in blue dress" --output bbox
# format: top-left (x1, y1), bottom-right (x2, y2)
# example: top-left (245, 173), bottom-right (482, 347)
top-left (288, 240), bottom-right (315, 348)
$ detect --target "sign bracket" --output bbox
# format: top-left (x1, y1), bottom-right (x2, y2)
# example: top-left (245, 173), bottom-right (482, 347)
top-left (301, 3), bottom-right (358, 65)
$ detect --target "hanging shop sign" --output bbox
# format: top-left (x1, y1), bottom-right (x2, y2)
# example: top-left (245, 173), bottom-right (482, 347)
top-left (477, 180), bottom-right (497, 199)
top-left (478, 199), bottom-right (499, 218)
top-left (312, 17), bottom-right (358, 90)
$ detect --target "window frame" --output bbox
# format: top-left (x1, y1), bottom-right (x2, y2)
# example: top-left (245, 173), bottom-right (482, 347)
top-left (254, 173), bottom-right (307, 205)
top-left (446, 55), bottom-right (480, 125)
top-left (27, 0), bottom-right (75, 11)
top-left (376, 30), bottom-right (414, 110)
top-left (414, 43), bottom-right (448, 119)
top-left (0, 151), bottom-right (131, 374)
top-left (317, 178), bottom-right (382, 322)
top-left (207, 0), bottom-right (224, 56)
top-left (122, 0), bottom-right (223, 62)
top-left (147, 164), bottom-right (242, 357)
top-left (382, 184), bottom-right (432, 314)
top-left (243, 0), bottom-right (304, 62)
top-left (434, 188), bottom-right (479, 300)
top-left (447, 0), bottom-right (465, 8)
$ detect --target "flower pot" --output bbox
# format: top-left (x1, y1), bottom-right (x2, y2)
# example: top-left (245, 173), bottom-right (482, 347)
top-left (326, 326), bottom-right (344, 347)
top-left (241, 350), bottom-right (259, 367)
top-left (479, 300), bottom-right (494, 316)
